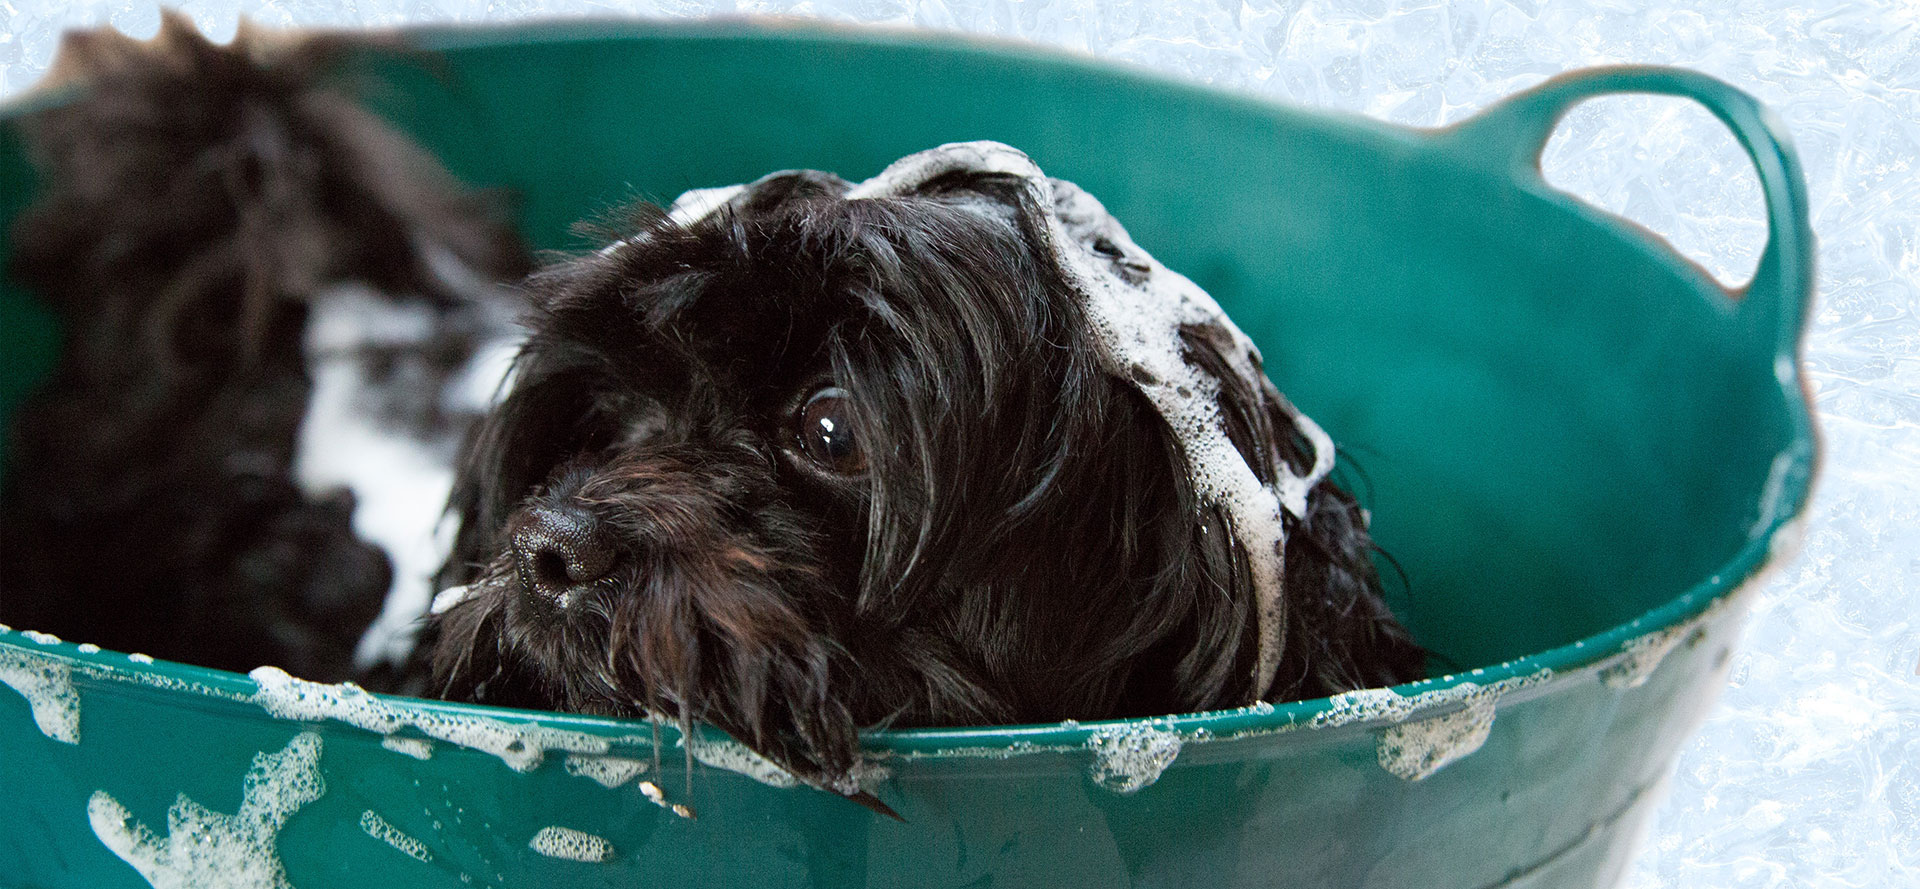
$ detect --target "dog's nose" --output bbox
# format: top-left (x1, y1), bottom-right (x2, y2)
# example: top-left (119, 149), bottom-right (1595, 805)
top-left (510, 503), bottom-right (617, 606)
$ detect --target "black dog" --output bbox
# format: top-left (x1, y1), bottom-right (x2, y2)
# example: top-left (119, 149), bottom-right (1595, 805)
top-left (423, 144), bottom-right (1426, 805)
top-left (0, 16), bottom-right (528, 680)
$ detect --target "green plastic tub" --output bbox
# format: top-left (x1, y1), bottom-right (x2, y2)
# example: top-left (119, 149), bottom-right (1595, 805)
top-left (0, 19), bottom-right (1815, 889)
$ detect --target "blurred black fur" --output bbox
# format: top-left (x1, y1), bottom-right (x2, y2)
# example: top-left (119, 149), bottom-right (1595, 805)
top-left (0, 15), bottom-right (529, 678)
top-left (423, 170), bottom-right (1426, 805)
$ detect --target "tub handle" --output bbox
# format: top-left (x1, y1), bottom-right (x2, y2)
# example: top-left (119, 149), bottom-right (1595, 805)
top-left (1444, 65), bottom-right (1813, 361)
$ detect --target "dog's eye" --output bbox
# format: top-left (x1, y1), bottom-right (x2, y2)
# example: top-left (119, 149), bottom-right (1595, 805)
top-left (794, 387), bottom-right (867, 475)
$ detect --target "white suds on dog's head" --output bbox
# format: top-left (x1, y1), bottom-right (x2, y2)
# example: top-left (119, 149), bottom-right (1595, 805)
top-left (836, 141), bottom-right (1334, 697)
top-left (528, 826), bottom-right (615, 863)
top-left (429, 585), bottom-right (470, 615)
top-left (666, 185), bottom-right (748, 226)
top-left (295, 280), bottom-right (523, 673)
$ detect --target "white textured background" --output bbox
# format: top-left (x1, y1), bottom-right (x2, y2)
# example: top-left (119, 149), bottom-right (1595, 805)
top-left (3, 2), bottom-right (1915, 887)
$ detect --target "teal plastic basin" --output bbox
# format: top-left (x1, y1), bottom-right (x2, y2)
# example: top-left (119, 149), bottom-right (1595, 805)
top-left (0, 20), bottom-right (1816, 889)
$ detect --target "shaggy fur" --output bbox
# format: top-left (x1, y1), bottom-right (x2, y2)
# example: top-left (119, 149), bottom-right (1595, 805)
top-left (423, 168), bottom-right (1426, 805)
top-left (0, 16), bottom-right (529, 679)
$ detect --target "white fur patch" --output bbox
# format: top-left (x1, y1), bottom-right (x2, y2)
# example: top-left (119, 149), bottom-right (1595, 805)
top-left (294, 266), bottom-right (521, 670)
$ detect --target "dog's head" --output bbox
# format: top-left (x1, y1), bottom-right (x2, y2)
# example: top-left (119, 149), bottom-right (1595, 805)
top-left (427, 143), bottom-right (1423, 803)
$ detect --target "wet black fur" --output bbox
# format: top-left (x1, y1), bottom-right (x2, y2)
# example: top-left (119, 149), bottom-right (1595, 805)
top-left (0, 18), bottom-right (528, 678)
top-left (425, 171), bottom-right (1426, 799)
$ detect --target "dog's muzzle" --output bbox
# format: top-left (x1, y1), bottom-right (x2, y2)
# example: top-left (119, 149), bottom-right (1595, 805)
top-left (509, 503), bottom-right (617, 607)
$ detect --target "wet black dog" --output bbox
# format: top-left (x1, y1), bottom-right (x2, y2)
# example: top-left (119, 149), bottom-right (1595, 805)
top-left (0, 17), bottom-right (528, 680)
top-left (423, 144), bottom-right (1426, 805)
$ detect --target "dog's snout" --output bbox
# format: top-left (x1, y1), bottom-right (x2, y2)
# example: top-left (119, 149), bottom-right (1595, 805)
top-left (511, 503), bottom-right (617, 605)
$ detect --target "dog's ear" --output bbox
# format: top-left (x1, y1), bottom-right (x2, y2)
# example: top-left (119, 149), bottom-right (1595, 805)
top-left (1273, 476), bottom-right (1428, 699)
top-left (1176, 323), bottom-right (1427, 700)
top-left (1041, 320), bottom-right (1293, 716)
top-left (1177, 322), bottom-right (1319, 488)
top-left (1107, 494), bottom-right (1262, 715)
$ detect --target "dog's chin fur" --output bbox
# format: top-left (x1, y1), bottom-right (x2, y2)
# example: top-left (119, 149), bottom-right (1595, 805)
top-left (424, 169), bottom-right (1426, 797)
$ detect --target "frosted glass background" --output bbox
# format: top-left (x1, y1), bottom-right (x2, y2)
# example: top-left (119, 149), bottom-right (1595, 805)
top-left (3, 2), bottom-right (1915, 887)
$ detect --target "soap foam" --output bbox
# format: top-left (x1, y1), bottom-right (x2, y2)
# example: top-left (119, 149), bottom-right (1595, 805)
top-left (666, 185), bottom-right (748, 226)
top-left (429, 585), bottom-right (470, 616)
top-left (359, 809), bottom-right (432, 863)
top-left (1376, 695), bottom-right (1499, 780)
top-left (563, 753), bottom-right (649, 789)
top-left (1600, 567), bottom-right (1766, 691)
top-left (0, 645), bottom-right (81, 744)
top-left (381, 736), bottom-right (435, 760)
top-left (687, 737), bottom-right (801, 789)
top-left (685, 734), bottom-right (890, 795)
top-left (527, 826), bottom-right (614, 863)
top-left (1310, 671), bottom-right (1550, 730)
top-left (886, 739), bottom-right (1072, 761)
top-left (89, 732), bottom-right (326, 889)
top-left (1086, 724), bottom-right (1184, 793)
top-left (1308, 671), bottom-right (1553, 780)
top-left (75, 658), bottom-right (246, 702)
top-left (1600, 623), bottom-right (1694, 690)
top-left (249, 667), bottom-right (608, 772)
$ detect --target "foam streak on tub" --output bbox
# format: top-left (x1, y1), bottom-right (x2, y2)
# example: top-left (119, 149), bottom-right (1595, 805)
top-left (0, 644), bottom-right (80, 743)
top-left (87, 732), bottom-right (325, 889)
top-left (249, 667), bottom-right (612, 772)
